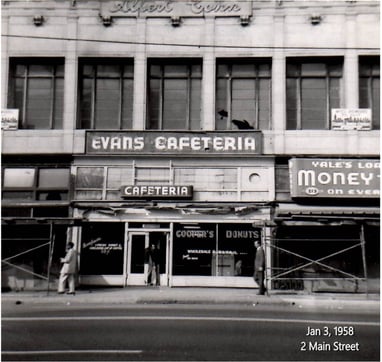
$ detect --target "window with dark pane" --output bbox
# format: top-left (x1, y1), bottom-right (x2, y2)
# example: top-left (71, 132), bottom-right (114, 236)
top-left (8, 58), bottom-right (64, 129)
top-left (79, 59), bottom-right (134, 129)
top-left (147, 60), bottom-right (202, 130)
top-left (216, 59), bottom-right (271, 130)
top-left (286, 58), bottom-right (343, 130)
top-left (359, 56), bottom-right (380, 130)
top-left (2, 167), bottom-right (70, 201)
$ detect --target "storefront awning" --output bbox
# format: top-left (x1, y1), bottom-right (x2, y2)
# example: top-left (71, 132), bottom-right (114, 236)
top-left (275, 204), bottom-right (380, 224)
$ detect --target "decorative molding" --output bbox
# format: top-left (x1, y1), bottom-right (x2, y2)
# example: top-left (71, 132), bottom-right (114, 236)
top-left (170, 16), bottom-right (181, 27)
top-left (99, 14), bottom-right (113, 26)
top-left (33, 15), bottom-right (44, 26)
top-left (102, 0), bottom-right (252, 19)
top-left (240, 15), bottom-right (251, 26)
top-left (310, 14), bottom-right (322, 25)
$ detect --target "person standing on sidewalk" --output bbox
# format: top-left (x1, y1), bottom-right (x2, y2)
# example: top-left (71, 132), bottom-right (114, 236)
top-left (150, 244), bottom-right (160, 286)
top-left (144, 245), bottom-right (152, 286)
top-left (58, 242), bottom-right (77, 295)
top-left (254, 240), bottom-right (266, 295)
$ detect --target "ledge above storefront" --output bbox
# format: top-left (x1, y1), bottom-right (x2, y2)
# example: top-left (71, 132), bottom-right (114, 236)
top-left (263, 130), bottom-right (380, 156)
top-left (1, 129), bottom-right (380, 156)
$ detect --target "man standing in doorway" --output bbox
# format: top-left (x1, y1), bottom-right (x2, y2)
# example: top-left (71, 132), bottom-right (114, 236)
top-left (150, 244), bottom-right (160, 286)
top-left (58, 242), bottom-right (77, 295)
top-left (254, 240), bottom-right (266, 295)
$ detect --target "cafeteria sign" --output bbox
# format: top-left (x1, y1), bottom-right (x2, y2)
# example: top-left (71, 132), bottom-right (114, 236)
top-left (86, 131), bottom-right (261, 155)
top-left (289, 158), bottom-right (380, 198)
top-left (121, 185), bottom-right (193, 199)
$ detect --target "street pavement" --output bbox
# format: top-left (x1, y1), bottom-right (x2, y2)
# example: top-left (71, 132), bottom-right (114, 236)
top-left (2, 286), bottom-right (380, 312)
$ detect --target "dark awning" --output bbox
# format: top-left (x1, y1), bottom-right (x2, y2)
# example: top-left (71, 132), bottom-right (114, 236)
top-left (275, 204), bottom-right (380, 224)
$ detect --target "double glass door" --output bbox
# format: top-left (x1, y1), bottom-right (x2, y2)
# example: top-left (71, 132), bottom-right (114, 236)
top-left (127, 231), bottom-right (168, 286)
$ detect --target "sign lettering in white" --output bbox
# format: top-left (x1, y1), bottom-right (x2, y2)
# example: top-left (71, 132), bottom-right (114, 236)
top-left (290, 158), bottom-right (380, 198)
top-left (87, 131), bottom-right (261, 155)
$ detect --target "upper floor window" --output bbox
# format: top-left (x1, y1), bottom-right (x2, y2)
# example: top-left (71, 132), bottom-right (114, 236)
top-left (147, 60), bottom-right (202, 130)
top-left (2, 167), bottom-right (70, 201)
top-left (359, 56), bottom-right (380, 130)
top-left (8, 58), bottom-right (64, 129)
top-left (216, 59), bottom-right (271, 130)
top-left (286, 58), bottom-right (342, 130)
top-left (78, 59), bottom-right (134, 129)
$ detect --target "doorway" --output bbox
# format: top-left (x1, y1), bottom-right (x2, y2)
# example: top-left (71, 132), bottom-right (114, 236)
top-left (126, 231), bottom-right (169, 286)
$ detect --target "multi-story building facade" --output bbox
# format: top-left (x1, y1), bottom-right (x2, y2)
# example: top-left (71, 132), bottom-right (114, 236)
top-left (1, 0), bottom-right (379, 292)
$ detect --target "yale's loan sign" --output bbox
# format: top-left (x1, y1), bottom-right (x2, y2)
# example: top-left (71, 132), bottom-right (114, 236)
top-left (289, 158), bottom-right (380, 198)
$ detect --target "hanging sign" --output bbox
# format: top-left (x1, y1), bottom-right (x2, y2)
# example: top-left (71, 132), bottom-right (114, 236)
top-left (121, 185), bottom-right (193, 199)
top-left (331, 109), bottom-right (372, 130)
top-left (1, 109), bottom-right (19, 130)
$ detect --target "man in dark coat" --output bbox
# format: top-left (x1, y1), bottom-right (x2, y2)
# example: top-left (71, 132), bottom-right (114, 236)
top-left (254, 240), bottom-right (266, 295)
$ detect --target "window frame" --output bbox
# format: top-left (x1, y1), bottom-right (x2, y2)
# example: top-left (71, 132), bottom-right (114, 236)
top-left (359, 55), bottom-right (380, 130)
top-left (78, 58), bottom-right (134, 130)
top-left (8, 58), bottom-right (65, 130)
top-left (2, 166), bottom-right (71, 202)
top-left (216, 58), bottom-right (272, 130)
top-left (286, 57), bottom-right (343, 130)
top-left (147, 59), bottom-right (202, 130)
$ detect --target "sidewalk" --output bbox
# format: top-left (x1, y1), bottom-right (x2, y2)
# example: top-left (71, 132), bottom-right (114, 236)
top-left (2, 286), bottom-right (380, 312)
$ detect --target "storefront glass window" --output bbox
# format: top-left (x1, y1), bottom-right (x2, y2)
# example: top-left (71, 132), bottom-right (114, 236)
top-left (81, 223), bottom-right (125, 275)
top-left (173, 223), bottom-right (261, 277)
top-left (173, 224), bottom-right (216, 276)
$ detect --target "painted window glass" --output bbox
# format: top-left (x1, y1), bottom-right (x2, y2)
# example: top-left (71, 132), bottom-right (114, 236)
top-left (81, 223), bottom-right (125, 275)
top-left (173, 223), bottom-right (261, 277)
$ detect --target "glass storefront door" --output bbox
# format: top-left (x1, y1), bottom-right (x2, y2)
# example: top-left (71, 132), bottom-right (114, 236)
top-left (127, 231), bottom-right (168, 286)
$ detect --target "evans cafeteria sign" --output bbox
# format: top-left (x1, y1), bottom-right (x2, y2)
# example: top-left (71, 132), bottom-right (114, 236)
top-left (289, 158), bottom-right (380, 198)
top-left (86, 131), bottom-right (261, 155)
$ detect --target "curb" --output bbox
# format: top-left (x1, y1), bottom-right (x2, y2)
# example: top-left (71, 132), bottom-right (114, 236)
top-left (2, 289), bottom-right (380, 312)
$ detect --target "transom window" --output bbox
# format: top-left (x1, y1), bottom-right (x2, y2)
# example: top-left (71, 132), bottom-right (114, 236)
top-left (78, 59), bottom-right (134, 129)
top-left (147, 60), bottom-right (202, 130)
top-left (74, 164), bottom-right (238, 201)
top-left (216, 59), bottom-right (271, 130)
top-left (359, 56), bottom-right (380, 130)
top-left (8, 58), bottom-right (64, 129)
top-left (2, 167), bottom-right (70, 201)
top-left (286, 58), bottom-right (342, 130)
